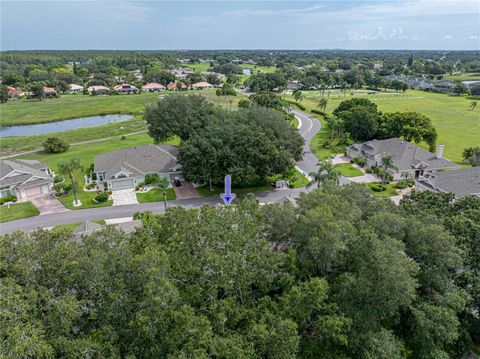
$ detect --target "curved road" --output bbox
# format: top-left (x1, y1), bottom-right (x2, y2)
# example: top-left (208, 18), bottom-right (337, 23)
top-left (0, 109), bottom-right (332, 234)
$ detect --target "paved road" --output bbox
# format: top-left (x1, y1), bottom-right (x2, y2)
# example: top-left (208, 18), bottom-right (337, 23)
top-left (0, 109), bottom-right (336, 234)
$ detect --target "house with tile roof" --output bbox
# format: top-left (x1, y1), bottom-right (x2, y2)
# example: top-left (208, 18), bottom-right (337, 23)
top-left (114, 83), bottom-right (139, 94)
top-left (346, 138), bottom-right (459, 180)
top-left (87, 85), bottom-right (110, 95)
top-left (142, 82), bottom-right (166, 92)
top-left (7, 86), bottom-right (25, 99)
top-left (68, 83), bottom-right (84, 94)
top-left (0, 159), bottom-right (54, 201)
top-left (93, 144), bottom-right (182, 190)
top-left (191, 82), bottom-right (214, 90)
top-left (416, 167), bottom-right (480, 199)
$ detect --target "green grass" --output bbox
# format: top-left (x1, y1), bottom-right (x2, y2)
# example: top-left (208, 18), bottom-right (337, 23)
top-left (197, 184), bottom-right (272, 197)
top-left (51, 219), bottom-right (106, 232)
top-left (443, 73), bottom-right (480, 81)
top-left (0, 202), bottom-right (40, 223)
top-left (136, 188), bottom-right (176, 203)
top-left (334, 163), bottom-right (363, 177)
top-left (1, 91), bottom-right (244, 155)
top-left (292, 90), bottom-right (480, 164)
top-left (366, 183), bottom-right (398, 198)
top-left (187, 63), bottom-right (213, 72)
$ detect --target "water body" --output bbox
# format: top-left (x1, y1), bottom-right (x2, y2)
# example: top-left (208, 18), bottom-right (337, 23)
top-left (242, 69), bottom-right (252, 76)
top-left (1, 114), bottom-right (133, 137)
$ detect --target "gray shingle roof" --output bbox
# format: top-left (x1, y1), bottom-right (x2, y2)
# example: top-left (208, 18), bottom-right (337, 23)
top-left (0, 159), bottom-right (52, 188)
top-left (419, 167), bottom-right (480, 198)
top-left (94, 144), bottom-right (180, 180)
top-left (347, 138), bottom-right (458, 172)
top-left (74, 220), bottom-right (143, 235)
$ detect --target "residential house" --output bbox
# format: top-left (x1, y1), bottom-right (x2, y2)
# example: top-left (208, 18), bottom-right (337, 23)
top-left (287, 81), bottom-right (303, 90)
top-left (68, 84), bottom-right (83, 94)
top-left (114, 83), bottom-right (139, 94)
top-left (433, 81), bottom-right (455, 94)
top-left (416, 167), bottom-right (480, 199)
top-left (73, 220), bottom-right (143, 236)
top-left (346, 138), bottom-right (459, 180)
top-left (167, 82), bottom-right (187, 91)
top-left (0, 159), bottom-right (54, 201)
top-left (94, 144), bottom-right (182, 191)
top-left (190, 82), bottom-right (214, 90)
top-left (43, 87), bottom-right (57, 97)
top-left (462, 80), bottom-right (480, 93)
top-left (87, 85), bottom-right (110, 95)
top-left (169, 67), bottom-right (194, 80)
top-left (7, 86), bottom-right (25, 99)
top-left (142, 82), bottom-right (166, 92)
top-left (201, 71), bottom-right (226, 81)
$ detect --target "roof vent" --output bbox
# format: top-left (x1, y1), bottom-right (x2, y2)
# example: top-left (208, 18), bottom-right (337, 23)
top-left (436, 144), bottom-right (444, 159)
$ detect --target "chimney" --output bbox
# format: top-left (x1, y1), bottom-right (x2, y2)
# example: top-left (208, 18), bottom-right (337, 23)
top-left (436, 144), bottom-right (444, 159)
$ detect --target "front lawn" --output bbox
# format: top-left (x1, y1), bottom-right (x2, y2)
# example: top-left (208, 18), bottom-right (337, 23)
top-left (197, 184), bottom-right (272, 197)
top-left (366, 183), bottom-right (399, 198)
top-left (334, 163), bottom-right (364, 177)
top-left (0, 202), bottom-right (40, 223)
top-left (136, 188), bottom-right (176, 203)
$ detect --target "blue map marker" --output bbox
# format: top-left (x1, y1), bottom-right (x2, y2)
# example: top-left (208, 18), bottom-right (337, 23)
top-left (220, 175), bottom-right (236, 205)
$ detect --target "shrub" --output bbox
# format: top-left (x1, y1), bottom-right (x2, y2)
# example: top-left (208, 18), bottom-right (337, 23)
top-left (352, 156), bottom-right (367, 167)
top-left (63, 183), bottom-right (73, 193)
top-left (94, 191), bottom-right (109, 203)
top-left (365, 167), bottom-right (373, 174)
top-left (121, 135), bottom-right (126, 140)
top-left (53, 175), bottom-right (64, 183)
top-left (135, 182), bottom-right (145, 191)
top-left (85, 182), bottom-right (96, 190)
top-left (369, 183), bottom-right (386, 192)
top-left (0, 195), bottom-right (17, 205)
top-left (144, 173), bottom-right (159, 185)
top-left (395, 181), bottom-right (409, 189)
top-left (43, 137), bottom-right (69, 153)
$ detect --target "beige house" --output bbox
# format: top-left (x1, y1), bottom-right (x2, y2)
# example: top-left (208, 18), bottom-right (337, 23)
top-left (87, 85), bottom-right (110, 94)
top-left (191, 82), bottom-right (214, 90)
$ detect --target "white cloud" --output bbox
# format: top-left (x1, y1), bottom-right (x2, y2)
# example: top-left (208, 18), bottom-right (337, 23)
top-left (224, 4), bottom-right (325, 17)
top-left (443, 35), bottom-right (453, 39)
top-left (469, 35), bottom-right (479, 39)
top-left (342, 27), bottom-right (408, 41)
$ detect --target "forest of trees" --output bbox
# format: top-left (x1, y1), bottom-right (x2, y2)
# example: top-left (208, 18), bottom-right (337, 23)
top-left (1, 186), bottom-right (479, 358)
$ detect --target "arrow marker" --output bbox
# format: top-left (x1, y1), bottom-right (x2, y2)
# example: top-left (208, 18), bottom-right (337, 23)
top-left (220, 175), bottom-right (236, 205)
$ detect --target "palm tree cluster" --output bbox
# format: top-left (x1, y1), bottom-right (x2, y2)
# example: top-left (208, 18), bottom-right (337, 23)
top-left (307, 160), bottom-right (340, 189)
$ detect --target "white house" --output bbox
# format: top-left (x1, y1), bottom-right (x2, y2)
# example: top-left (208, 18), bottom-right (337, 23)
top-left (142, 82), bottom-right (166, 92)
top-left (68, 84), bottom-right (83, 94)
top-left (190, 82), bottom-right (214, 90)
top-left (114, 83), bottom-right (139, 94)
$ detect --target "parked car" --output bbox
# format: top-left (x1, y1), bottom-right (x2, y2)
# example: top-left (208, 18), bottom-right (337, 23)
top-left (174, 177), bottom-right (182, 187)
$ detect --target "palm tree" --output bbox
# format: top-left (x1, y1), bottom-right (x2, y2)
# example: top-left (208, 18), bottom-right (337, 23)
top-left (340, 82), bottom-right (348, 98)
top-left (379, 155), bottom-right (397, 190)
top-left (57, 158), bottom-right (83, 206)
top-left (307, 160), bottom-right (340, 189)
top-left (317, 97), bottom-right (328, 113)
top-left (327, 116), bottom-right (343, 141)
top-left (155, 176), bottom-right (171, 211)
top-left (292, 89), bottom-right (305, 104)
top-left (470, 101), bottom-right (477, 110)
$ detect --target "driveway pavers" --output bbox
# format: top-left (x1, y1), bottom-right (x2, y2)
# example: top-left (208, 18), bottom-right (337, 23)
top-left (30, 194), bottom-right (68, 215)
top-left (111, 189), bottom-right (138, 206)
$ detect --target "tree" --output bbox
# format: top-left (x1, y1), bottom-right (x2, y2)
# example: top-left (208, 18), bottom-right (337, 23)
top-left (316, 97), bottom-right (328, 113)
top-left (43, 137), bottom-right (69, 154)
top-left (144, 70), bottom-right (175, 85)
top-left (462, 146), bottom-right (480, 166)
top-left (379, 155), bottom-right (395, 190)
top-left (453, 82), bottom-right (467, 96)
top-left (307, 160), bottom-right (340, 188)
top-left (333, 98), bottom-right (382, 141)
top-left (0, 85), bottom-right (8, 103)
top-left (155, 176), bottom-right (170, 211)
top-left (30, 82), bottom-right (44, 100)
top-left (381, 112), bottom-right (438, 152)
top-left (57, 158), bottom-right (83, 206)
top-left (292, 89), bottom-right (305, 104)
top-left (186, 72), bottom-right (204, 84)
top-left (144, 94), bottom-right (214, 142)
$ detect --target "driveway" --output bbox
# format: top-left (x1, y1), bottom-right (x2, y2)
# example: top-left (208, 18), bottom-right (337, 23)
top-left (111, 188), bottom-right (138, 206)
top-left (30, 193), bottom-right (68, 215)
top-left (173, 181), bottom-right (201, 200)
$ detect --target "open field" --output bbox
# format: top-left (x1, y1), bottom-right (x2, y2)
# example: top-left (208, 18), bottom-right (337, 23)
top-left (288, 90), bottom-right (480, 163)
top-left (1, 91), bottom-right (243, 155)
top-left (0, 202), bottom-right (40, 223)
top-left (443, 73), bottom-right (480, 81)
top-left (14, 133), bottom-right (178, 210)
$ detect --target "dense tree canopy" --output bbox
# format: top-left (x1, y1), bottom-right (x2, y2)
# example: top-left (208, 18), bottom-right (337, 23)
top-left (2, 185), bottom-right (477, 358)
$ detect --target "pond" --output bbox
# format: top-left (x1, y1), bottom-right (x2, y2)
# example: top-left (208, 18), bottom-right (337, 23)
top-left (242, 69), bottom-right (252, 76)
top-left (0, 114), bottom-right (134, 137)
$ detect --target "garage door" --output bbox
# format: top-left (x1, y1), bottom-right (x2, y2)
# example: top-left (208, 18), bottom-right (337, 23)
top-left (25, 186), bottom-right (42, 197)
top-left (111, 179), bottom-right (135, 190)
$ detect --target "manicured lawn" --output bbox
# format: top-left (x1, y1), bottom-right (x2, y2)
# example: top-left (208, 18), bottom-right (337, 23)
top-left (52, 219), bottom-right (106, 232)
top-left (443, 73), bottom-right (480, 81)
top-left (1, 91), bottom-right (244, 155)
top-left (366, 183), bottom-right (399, 198)
top-left (136, 188), bottom-right (176, 203)
top-left (292, 90), bottom-right (480, 164)
top-left (334, 163), bottom-right (364, 177)
top-left (197, 184), bottom-right (272, 197)
top-left (0, 202), bottom-right (40, 223)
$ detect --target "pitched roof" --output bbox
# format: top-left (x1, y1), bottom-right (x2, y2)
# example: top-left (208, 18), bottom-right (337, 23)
top-left (73, 221), bottom-right (103, 234)
top-left (87, 85), bottom-right (110, 92)
top-left (94, 144), bottom-right (180, 179)
top-left (191, 82), bottom-right (213, 87)
top-left (418, 167), bottom-right (480, 198)
top-left (143, 82), bottom-right (166, 90)
top-left (74, 220), bottom-right (142, 235)
top-left (43, 87), bottom-right (56, 93)
top-left (114, 83), bottom-right (138, 91)
top-left (7, 86), bottom-right (24, 95)
top-left (0, 159), bottom-right (52, 188)
top-left (69, 84), bottom-right (83, 90)
top-left (347, 138), bottom-right (458, 172)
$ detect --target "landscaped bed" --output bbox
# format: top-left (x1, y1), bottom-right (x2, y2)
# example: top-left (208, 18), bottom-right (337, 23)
top-left (136, 188), bottom-right (176, 203)
top-left (366, 183), bottom-right (399, 197)
top-left (334, 163), bottom-right (364, 177)
top-left (0, 202), bottom-right (40, 223)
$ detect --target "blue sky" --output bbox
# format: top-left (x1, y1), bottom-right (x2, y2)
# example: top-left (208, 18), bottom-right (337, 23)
top-left (1, 1), bottom-right (479, 50)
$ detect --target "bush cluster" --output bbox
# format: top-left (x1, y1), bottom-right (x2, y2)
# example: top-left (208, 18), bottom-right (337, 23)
top-left (0, 195), bottom-right (17, 205)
